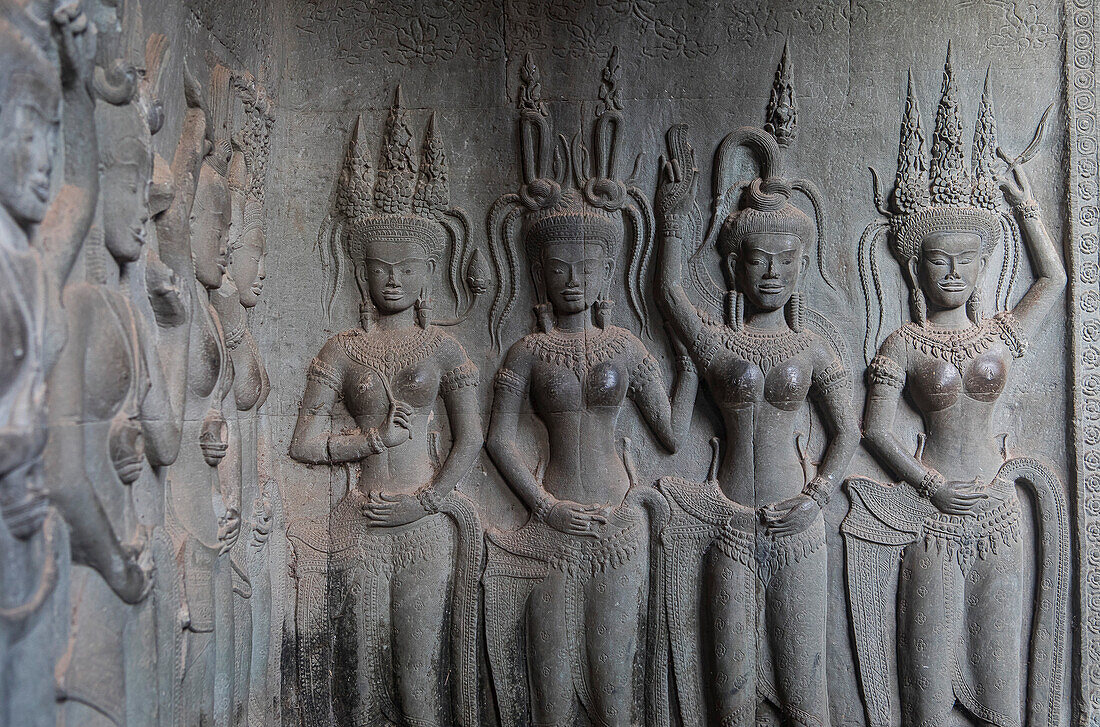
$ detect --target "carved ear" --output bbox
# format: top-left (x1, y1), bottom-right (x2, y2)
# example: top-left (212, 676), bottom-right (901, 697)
top-left (905, 256), bottom-right (920, 288)
top-left (722, 254), bottom-right (738, 288)
top-left (604, 258), bottom-right (616, 289)
top-left (352, 261), bottom-right (369, 300)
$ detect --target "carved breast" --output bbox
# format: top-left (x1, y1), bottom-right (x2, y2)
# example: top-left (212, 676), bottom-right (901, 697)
top-left (531, 359), bottom-right (629, 414)
top-left (0, 278), bottom-right (28, 391)
top-left (85, 312), bottom-right (132, 420)
top-left (911, 352), bottom-right (1008, 412)
top-left (344, 360), bottom-right (440, 418)
top-left (711, 354), bottom-right (812, 411)
top-left (189, 303), bottom-right (223, 400)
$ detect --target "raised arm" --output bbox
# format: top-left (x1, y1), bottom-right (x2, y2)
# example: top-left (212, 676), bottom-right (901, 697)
top-left (654, 124), bottom-right (706, 348)
top-left (37, 3), bottom-right (98, 294)
top-left (627, 333), bottom-right (698, 453)
top-left (999, 164), bottom-right (1067, 339)
top-left (155, 68), bottom-right (211, 280)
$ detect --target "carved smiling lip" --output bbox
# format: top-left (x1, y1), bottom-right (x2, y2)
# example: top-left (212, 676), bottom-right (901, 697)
top-left (560, 290), bottom-right (584, 301)
top-left (757, 284), bottom-right (785, 294)
top-left (31, 180), bottom-right (50, 202)
top-left (251, 282), bottom-right (264, 295)
top-left (938, 280), bottom-right (968, 292)
top-left (381, 289), bottom-right (404, 300)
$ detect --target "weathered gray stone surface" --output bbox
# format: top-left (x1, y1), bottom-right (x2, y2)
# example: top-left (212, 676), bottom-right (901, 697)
top-left (0, 0), bottom-right (1094, 726)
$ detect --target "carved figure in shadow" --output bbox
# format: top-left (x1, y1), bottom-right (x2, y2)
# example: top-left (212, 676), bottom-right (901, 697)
top-left (288, 88), bottom-right (486, 727)
top-left (210, 67), bottom-right (274, 727)
top-left (46, 27), bottom-right (185, 727)
top-left (843, 49), bottom-right (1070, 727)
top-left (484, 49), bottom-right (698, 727)
top-left (0, 3), bottom-right (97, 725)
top-left (652, 47), bottom-right (859, 727)
top-left (155, 64), bottom-right (242, 727)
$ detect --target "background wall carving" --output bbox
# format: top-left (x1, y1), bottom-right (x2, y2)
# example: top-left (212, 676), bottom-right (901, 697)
top-left (0, 0), bottom-right (1093, 726)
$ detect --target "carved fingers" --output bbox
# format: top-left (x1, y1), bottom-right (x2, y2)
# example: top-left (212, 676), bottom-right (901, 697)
top-left (218, 506), bottom-right (242, 554)
top-left (379, 401), bottom-right (414, 448)
top-left (546, 500), bottom-right (609, 537)
top-left (54, 0), bottom-right (96, 91)
top-left (996, 158), bottom-right (1035, 208)
top-left (760, 494), bottom-right (819, 537)
top-left (361, 490), bottom-right (428, 527)
top-left (655, 124), bottom-right (698, 221)
top-left (930, 480), bottom-right (988, 516)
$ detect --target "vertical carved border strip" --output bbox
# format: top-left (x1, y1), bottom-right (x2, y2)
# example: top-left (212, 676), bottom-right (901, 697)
top-left (1067, 0), bottom-right (1100, 723)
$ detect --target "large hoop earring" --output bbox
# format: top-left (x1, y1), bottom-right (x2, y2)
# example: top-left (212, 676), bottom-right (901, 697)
top-left (359, 299), bottom-right (376, 332)
top-left (725, 290), bottom-right (744, 330)
top-left (785, 291), bottom-right (805, 332)
top-left (966, 287), bottom-right (981, 325)
top-left (593, 291), bottom-right (612, 329)
top-left (415, 290), bottom-right (431, 329)
top-left (909, 287), bottom-right (927, 327)
top-left (533, 301), bottom-right (555, 333)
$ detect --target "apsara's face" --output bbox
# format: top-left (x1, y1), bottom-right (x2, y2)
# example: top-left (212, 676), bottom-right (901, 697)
top-left (360, 239), bottom-right (434, 316)
top-left (916, 230), bottom-right (986, 311)
top-left (0, 100), bottom-right (55, 227)
top-left (538, 241), bottom-right (613, 316)
top-left (231, 224), bottom-right (266, 308)
top-left (734, 232), bottom-right (804, 313)
top-left (102, 136), bottom-right (152, 263)
top-left (191, 163), bottom-right (231, 289)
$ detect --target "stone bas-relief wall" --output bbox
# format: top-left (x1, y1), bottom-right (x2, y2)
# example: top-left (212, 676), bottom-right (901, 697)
top-left (0, 0), bottom-right (1093, 726)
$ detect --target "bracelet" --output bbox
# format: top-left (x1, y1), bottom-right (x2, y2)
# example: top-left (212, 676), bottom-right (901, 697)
top-left (660, 214), bottom-right (691, 238)
top-left (416, 487), bottom-right (444, 514)
top-left (802, 477), bottom-right (830, 508)
top-left (916, 470), bottom-right (945, 499)
top-left (676, 355), bottom-right (696, 374)
top-left (1014, 199), bottom-right (1041, 220)
top-left (365, 428), bottom-right (385, 456)
top-left (532, 493), bottom-right (555, 520)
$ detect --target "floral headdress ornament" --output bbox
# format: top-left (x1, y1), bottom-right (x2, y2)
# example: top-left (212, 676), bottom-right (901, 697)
top-left (318, 87), bottom-right (488, 329)
top-left (487, 47), bottom-right (655, 349)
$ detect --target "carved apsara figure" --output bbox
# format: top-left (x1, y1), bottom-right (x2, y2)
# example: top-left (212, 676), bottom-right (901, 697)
top-left (483, 50), bottom-right (698, 727)
top-left (288, 88), bottom-right (485, 727)
top-left (0, 3), bottom-right (97, 725)
top-left (156, 64), bottom-right (242, 727)
top-left (47, 44), bottom-right (183, 726)
top-left (843, 50), bottom-right (1069, 727)
top-left (651, 49), bottom-right (859, 727)
top-left (210, 66), bottom-right (274, 727)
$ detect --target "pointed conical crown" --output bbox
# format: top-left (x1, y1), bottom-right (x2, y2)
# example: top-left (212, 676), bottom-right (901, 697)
top-left (764, 39), bottom-right (797, 147)
top-left (334, 89), bottom-right (451, 261)
top-left (883, 49), bottom-right (1000, 261)
top-left (970, 69), bottom-right (999, 211)
top-left (412, 113), bottom-right (449, 217)
top-left (928, 46), bottom-right (969, 206)
top-left (893, 73), bottom-right (930, 216)
top-left (372, 86), bottom-right (417, 215)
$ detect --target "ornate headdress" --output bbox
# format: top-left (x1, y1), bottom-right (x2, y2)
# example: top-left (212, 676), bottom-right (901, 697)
top-left (689, 45), bottom-right (829, 331)
top-left (230, 68), bottom-right (275, 205)
top-left (318, 87), bottom-right (484, 326)
top-left (860, 47), bottom-right (1021, 361)
top-left (870, 47), bottom-right (1001, 262)
top-left (488, 48), bottom-right (654, 348)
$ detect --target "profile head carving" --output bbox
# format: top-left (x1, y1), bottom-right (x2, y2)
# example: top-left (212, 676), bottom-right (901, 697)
top-left (0, 20), bottom-right (60, 228)
top-left (488, 47), bottom-right (654, 347)
top-left (97, 99), bottom-right (155, 264)
top-left (320, 87), bottom-right (474, 328)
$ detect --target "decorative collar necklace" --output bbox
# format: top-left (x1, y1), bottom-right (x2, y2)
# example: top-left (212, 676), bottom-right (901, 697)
top-left (523, 325), bottom-right (630, 375)
top-left (341, 325), bottom-right (443, 379)
top-left (897, 319), bottom-right (1000, 369)
top-left (719, 324), bottom-right (813, 372)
